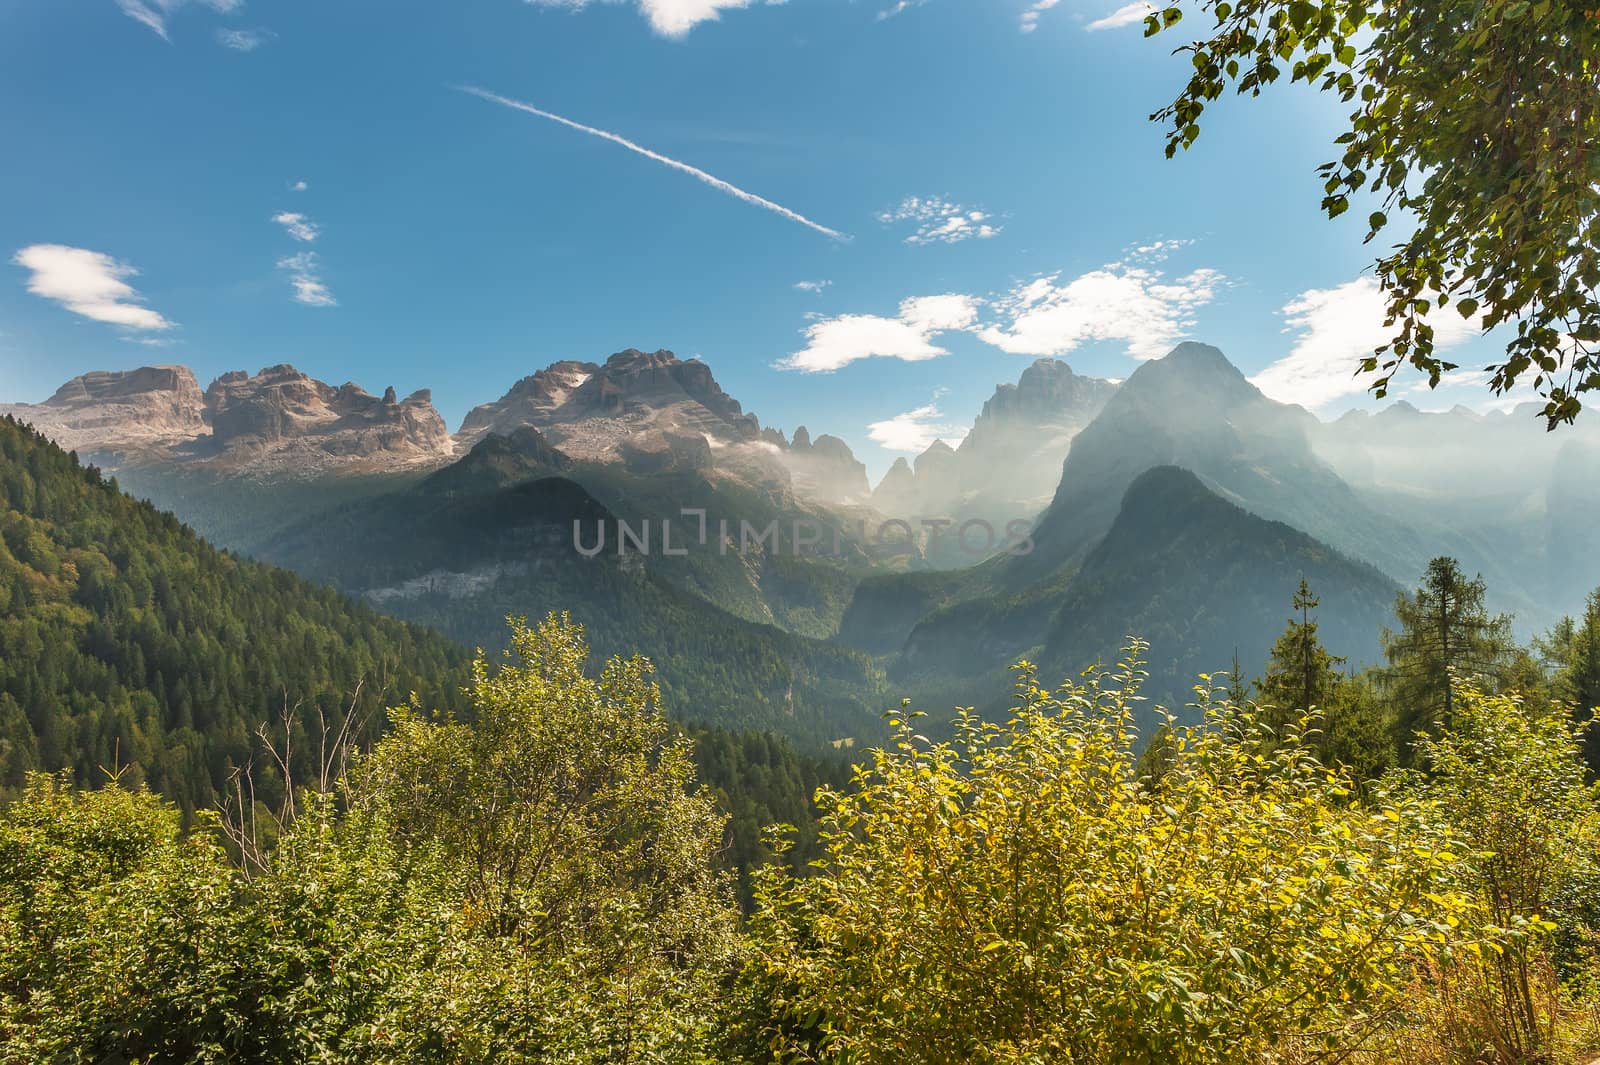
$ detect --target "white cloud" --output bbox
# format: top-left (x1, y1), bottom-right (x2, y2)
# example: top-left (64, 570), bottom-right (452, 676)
top-left (794, 279), bottom-right (831, 293)
top-left (272, 212), bottom-right (319, 242)
top-left (1087, 1), bottom-right (1154, 30)
top-left (115, 0), bottom-right (242, 40)
top-left (879, 196), bottom-right (1001, 245)
top-left (1126, 237), bottom-right (1193, 262)
top-left (878, 0), bottom-right (927, 20)
top-left (1019, 0), bottom-right (1060, 32)
top-left (216, 27), bottom-right (272, 50)
top-left (868, 401), bottom-right (969, 453)
top-left (977, 262), bottom-right (1225, 360)
top-left (525, 0), bottom-right (784, 38)
top-left (782, 245), bottom-right (1225, 374)
top-left (12, 244), bottom-right (174, 331)
top-left (1250, 276), bottom-right (1481, 410)
top-left (459, 86), bottom-right (847, 240)
top-left (277, 251), bottom-right (336, 307)
top-left (289, 179), bottom-right (309, 192)
top-left (782, 294), bottom-right (979, 373)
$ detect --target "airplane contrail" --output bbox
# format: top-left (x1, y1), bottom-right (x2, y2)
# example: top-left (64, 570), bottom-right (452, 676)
top-left (457, 85), bottom-right (849, 242)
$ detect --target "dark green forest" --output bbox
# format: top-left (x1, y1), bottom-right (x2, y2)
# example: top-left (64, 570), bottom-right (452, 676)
top-left (0, 418), bottom-right (838, 894)
top-left (0, 417), bottom-right (468, 811)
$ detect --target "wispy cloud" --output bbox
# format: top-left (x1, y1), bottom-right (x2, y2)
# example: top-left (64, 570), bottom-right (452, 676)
top-left (878, 0), bottom-right (927, 20)
top-left (277, 251), bottom-right (336, 307)
top-left (289, 179), bottom-right (309, 192)
top-left (459, 85), bottom-right (848, 241)
top-left (794, 279), bottom-right (832, 294)
top-left (115, 0), bottom-right (242, 40)
top-left (782, 294), bottom-right (979, 373)
top-left (879, 196), bottom-right (1000, 245)
top-left (13, 244), bottom-right (174, 331)
top-left (868, 400), bottom-right (968, 452)
top-left (1086, 1), bottom-right (1154, 30)
top-left (524, 0), bottom-right (777, 39)
top-left (978, 261), bottom-right (1225, 360)
top-left (216, 26), bottom-right (273, 50)
top-left (272, 212), bottom-right (319, 242)
top-left (1019, 0), bottom-right (1061, 32)
top-left (1250, 276), bottom-right (1481, 410)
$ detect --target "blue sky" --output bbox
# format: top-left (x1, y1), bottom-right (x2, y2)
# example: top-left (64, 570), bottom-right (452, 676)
top-left (0, 0), bottom-right (1510, 477)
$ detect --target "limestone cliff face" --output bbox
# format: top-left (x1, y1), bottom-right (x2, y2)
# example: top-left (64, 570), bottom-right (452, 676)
top-left (2, 363), bottom-right (454, 474)
top-left (202, 364), bottom-right (453, 471)
top-left (0, 365), bottom-right (207, 458)
top-left (455, 360), bottom-right (599, 446)
top-left (455, 349), bottom-right (763, 460)
top-left (456, 348), bottom-right (861, 498)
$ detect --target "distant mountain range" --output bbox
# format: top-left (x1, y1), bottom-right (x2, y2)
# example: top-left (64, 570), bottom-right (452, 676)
top-left (0, 349), bottom-right (1110, 536)
top-left (6, 340), bottom-right (1598, 743)
top-left (0, 363), bottom-right (454, 474)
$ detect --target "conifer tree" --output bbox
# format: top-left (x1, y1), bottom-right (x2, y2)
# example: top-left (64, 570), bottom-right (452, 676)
top-left (1542, 588), bottom-right (1600, 775)
top-left (1383, 557), bottom-right (1514, 747)
top-left (1257, 578), bottom-right (1345, 716)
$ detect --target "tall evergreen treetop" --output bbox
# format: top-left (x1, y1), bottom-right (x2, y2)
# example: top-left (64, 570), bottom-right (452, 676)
top-left (1257, 578), bottom-right (1346, 717)
top-left (1383, 556), bottom-right (1515, 747)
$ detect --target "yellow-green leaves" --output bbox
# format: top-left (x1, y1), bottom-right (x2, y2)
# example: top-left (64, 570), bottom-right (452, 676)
top-left (744, 648), bottom-right (1468, 1064)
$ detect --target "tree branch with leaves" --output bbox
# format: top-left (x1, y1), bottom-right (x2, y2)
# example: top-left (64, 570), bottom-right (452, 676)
top-left (1149, 0), bottom-right (1600, 426)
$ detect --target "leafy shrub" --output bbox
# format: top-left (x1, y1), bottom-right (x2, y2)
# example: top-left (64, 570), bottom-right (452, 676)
top-left (0, 615), bottom-right (740, 1064)
top-left (742, 646), bottom-right (1470, 1064)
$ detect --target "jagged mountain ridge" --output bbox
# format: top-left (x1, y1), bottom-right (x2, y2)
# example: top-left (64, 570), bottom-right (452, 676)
top-left (869, 357), bottom-right (1116, 525)
top-left (457, 348), bottom-right (762, 455)
top-left (835, 340), bottom-right (1571, 682)
top-left (12, 341), bottom-right (1596, 650)
top-left (3, 351), bottom-right (1113, 524)
top-left (0, 365), bottom-right (208, 457)
top-left (883, 465), bottom-right (1400, 726)
top-left (1009, 342), bottom-right (1436, 590)
top-left (0, 362), bottom-right (455, 474)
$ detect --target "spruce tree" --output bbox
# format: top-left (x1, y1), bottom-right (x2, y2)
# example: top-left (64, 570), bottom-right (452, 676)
top-left (1545, 588), bottom-right (1600, 775)
top-left (1382, 557), bottom-right (1514, 748)
top-left (1257, 579), bottom-right (1345, 716)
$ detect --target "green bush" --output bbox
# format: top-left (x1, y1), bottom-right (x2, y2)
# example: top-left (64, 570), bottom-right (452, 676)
top-left (741, 646), bottom-right (1471, 1064)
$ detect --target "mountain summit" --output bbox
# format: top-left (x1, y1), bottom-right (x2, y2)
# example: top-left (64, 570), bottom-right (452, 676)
top-left (0, 365), bottom-right (207, 458)
top-left (202, 364), bottom-right (453, 472)
top-left (0, 362), bottom-right (454, 474)
top-left (868, 358), bottom-right (1115, 541)
top-left (456, 348), bottom-right (763, 459)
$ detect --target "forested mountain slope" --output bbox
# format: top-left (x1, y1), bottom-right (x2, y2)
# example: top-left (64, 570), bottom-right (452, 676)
top-left (255, 430), bottom-right (888, 747)
top-left (0, 417), bottom-right (468, 811)
top-left (889, 467), bottom-right (1399, 724)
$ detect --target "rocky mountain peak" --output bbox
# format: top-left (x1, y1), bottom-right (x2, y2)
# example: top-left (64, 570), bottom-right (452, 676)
top-left (868, 358), bottom-right (1116, 529)
top-left (869, 456), bottom-right (919, 517)
top-left (1118, 341), bottom-right (1257, 410)
top-left (784, 426), bottom-right (870, 504)
top-left (1, 362), bottom-right (454, 475)
top-left (201, 364), bottom-right (453, 471)
top-left (44, 364), bottom-right (203, 409)
top-left (454, 348), bottom-right (762, 461)
top-left (1, 365), bottom-right (207, 457)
